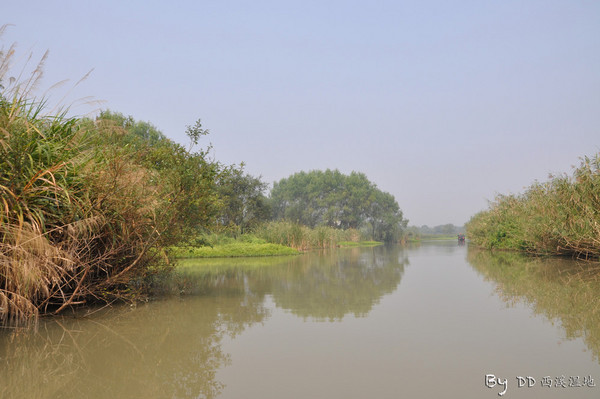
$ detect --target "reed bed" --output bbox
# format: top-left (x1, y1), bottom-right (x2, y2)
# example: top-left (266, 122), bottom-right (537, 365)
top-left (254, 221), bottom-right (361, 250)
top-left (466, 153), bottom-right (600, 260)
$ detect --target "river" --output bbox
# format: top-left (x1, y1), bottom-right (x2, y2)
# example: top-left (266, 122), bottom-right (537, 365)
top-left (1, 241), bottom-right (599, 398)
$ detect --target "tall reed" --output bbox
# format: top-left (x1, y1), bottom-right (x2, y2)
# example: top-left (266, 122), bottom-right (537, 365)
top-left (254, 221), bottom-right (360, 250)
top-left (466, 154), bottom-right (600, 260)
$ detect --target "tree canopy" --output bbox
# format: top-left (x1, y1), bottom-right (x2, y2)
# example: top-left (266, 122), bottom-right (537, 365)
top-left (216, 164), bottom-right (270, 235)
top-left (270, 169), bottom-right (407, 242)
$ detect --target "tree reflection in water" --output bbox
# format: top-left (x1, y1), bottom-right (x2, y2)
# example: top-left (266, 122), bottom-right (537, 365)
top-left (268, 246), bottom-right (408, 321)
top-left (0, 246), bottom-right (409, 398)
top-left (173, 245), bottom-right (409, 322)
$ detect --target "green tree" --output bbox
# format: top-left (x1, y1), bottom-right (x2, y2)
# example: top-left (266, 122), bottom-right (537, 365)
top-left (365, 190), bottom-right (407, 242)
top-left (216, 165), bottom-right (270, 235)
top-left (270, 169), bottom-right (407, 242)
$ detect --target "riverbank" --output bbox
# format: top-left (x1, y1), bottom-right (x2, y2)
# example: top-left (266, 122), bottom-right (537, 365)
top-left (408, 234), bottom-right (460, 242)
top-left (0, 48), bottom-right (231, 324)
top-left (168, 233), bottom-right (384, 258)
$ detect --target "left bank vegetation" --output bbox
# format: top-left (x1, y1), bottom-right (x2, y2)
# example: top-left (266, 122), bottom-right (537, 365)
top-left (0, 32), bottom-right (233, 324)
top-left (0, 29), bottom-right (409, 324)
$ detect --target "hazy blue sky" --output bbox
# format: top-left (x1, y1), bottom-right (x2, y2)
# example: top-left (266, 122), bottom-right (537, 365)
top-left (3, 1), bottom-right (599, 226)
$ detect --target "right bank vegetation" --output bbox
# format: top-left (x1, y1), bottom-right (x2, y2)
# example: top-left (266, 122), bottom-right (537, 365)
top-left (466, 154), bottom-right (600, 260)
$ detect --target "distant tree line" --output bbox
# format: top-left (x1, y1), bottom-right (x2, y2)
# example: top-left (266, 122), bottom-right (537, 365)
top-left (413, 224), bottom-right (466, 235)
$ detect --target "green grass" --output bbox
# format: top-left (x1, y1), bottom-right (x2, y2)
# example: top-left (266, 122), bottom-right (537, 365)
top-left (169, 242), bottom-right (299, 258)
top-left (174, 256), bottom-right (294, 273)
top-left (169, 232), bottom-right (382, 259)
top-left (338, 241), bottom-right (383, 247)
top-left (420, 235), bottom-right (461, 240)
top-left (405, 235), bottom-right (461, 242)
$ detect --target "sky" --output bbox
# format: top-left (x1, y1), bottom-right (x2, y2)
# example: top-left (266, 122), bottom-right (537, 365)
top-left (3, 1), bottom-right (599, 226)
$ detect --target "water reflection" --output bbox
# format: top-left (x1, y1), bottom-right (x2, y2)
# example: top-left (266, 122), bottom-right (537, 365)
top-left (467, 248), bottom-right (600, 362)
top-left (173, 245), bottom-right (408, 321)
top-left (269, 246), bottom-right (408, 321)
top-left (0, 295), bottom-right (268, 399)
top-left (0, 246), bottom-right (408, 399)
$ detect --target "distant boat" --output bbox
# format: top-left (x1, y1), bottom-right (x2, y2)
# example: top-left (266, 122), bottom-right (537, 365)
top-left (457, 234), bottom-right (466, 242)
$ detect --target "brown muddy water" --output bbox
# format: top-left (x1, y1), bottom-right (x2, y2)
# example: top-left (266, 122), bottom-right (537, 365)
top-left (1, 242), bottom-right (599, 398)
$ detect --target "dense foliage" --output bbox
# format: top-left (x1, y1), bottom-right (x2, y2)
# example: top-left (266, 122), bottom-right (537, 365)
top-left (270, 169), bottom-right (407, 242)
top-left (466, 154), bottom-right (600, 260)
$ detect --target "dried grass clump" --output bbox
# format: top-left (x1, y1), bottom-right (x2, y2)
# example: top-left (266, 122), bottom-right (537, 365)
top-left (0, 223), bottom-right (75, 323)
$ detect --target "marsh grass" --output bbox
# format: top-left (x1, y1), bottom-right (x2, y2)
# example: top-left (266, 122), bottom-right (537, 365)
top-left (466, 154), bottom-right (600, 260)
top-left (169, 223), bottom-right (366, 259)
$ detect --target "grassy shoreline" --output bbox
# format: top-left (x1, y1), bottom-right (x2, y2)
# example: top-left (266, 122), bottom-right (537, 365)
top-left (169, 237), bottom-right (385, 259)
top-left (408, 234), bottom-right (460, 241)
top-left (338, 241), bottom-right (383, 247)
top-left (169, 242), bottom-right (299, 258)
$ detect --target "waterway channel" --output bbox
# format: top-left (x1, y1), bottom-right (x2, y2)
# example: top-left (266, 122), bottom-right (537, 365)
top-left (1, 241), bottom-right (599, 398)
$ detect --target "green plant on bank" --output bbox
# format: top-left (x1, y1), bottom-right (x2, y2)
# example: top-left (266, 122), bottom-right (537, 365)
top-left (168, 232), bottom-right (299, 258)
top-left (169, 225), bottom-right (387, 258)
top-left (466, 153), bottom-right (600, 260)
top-left (168, 242), bottom-right (299, 258)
